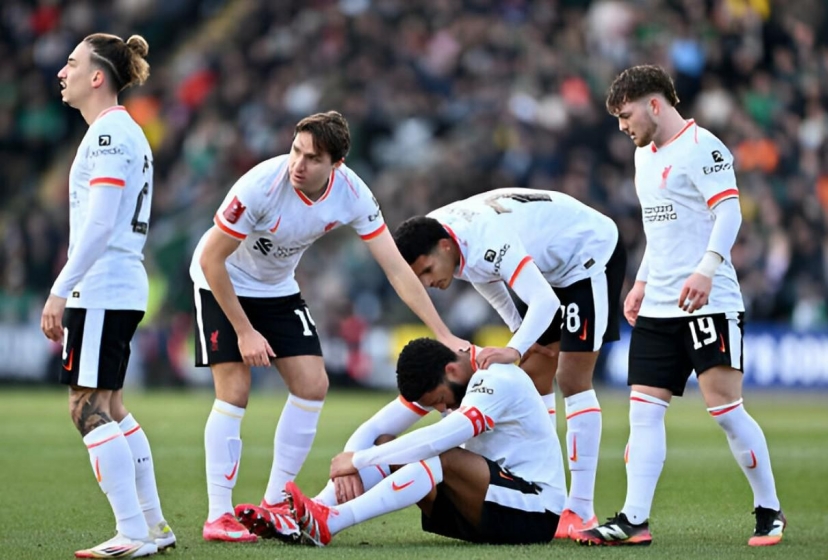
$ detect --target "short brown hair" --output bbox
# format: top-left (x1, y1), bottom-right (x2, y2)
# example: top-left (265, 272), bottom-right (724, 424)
top-left (85, 33), bottom-right (150, 92)
top-left (294, 111), bottom-right (350, 162)
top-left (606, 65), bottom-right (679, 115)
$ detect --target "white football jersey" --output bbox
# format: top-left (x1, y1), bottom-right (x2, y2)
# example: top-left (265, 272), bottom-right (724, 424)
top-left (190, 156), bottom-right (385, 297)
top-left (459, 362), bottom-right (566, 513)
top-left (428, 188), bottom-right (618, 288)
top-left (66, 106), bottom-right (152, 310)
top-left (634, 120), bottom-right (744, 317)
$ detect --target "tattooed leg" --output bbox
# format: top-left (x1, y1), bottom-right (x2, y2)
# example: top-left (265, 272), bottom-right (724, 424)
top-left (70, 387), bottom-right (114, 436)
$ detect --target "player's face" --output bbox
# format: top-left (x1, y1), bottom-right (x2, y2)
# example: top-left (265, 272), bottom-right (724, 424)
top-left (57, 42), bottom-right (96, 109)
top-left (417, 379), bottom-right (467, 413)
top-left (410, 246), bottom-right (455, 290)
top-left (614, 99), bottom-right (657, 147)
top-left (288, 132), bottom-right (335, 191)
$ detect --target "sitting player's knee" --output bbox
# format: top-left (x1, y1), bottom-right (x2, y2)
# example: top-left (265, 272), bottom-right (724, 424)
top-left (374, 434), bottom-right (396, 446)
top-left (69, 388), bottom-right (113, 436)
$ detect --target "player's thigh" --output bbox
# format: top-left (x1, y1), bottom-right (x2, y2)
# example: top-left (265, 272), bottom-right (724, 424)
top-left (556, 350), bottom-right (600, 396)
top-left (519, 341), bottom-right (559, 394)
top-left (273, 355), bottom-right (328, 400)
top-left (436, 448), bottom-right (491, 525)
top-left (628, 316), bottom-right (694, 396)
top-left (61, 308), bottom-right (144, 392)
top-left (697, 365), bottom-right (744, 408)
top-left (211, 362), bottom-right (252, 407)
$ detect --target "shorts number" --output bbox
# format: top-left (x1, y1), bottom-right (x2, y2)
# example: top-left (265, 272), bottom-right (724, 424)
top-left (563, 303), bottom-right (581, 333)
top-left (294, 307), bottom-right (316, 336)
top-left (689, 317), bottom-right (716, 349)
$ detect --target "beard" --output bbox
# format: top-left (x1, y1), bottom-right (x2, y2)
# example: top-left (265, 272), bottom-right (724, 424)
top-left (447, 380), bottom-right (468, 405)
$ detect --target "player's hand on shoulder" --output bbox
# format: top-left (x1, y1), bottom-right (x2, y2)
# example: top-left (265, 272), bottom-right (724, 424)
top-left (333, 473), bottom-right (365, 504)
top-left (624, 280), bottom-right (646, 326)
top-left (330, 451), bottom-right (358, 479)
top-left (476, 346), bottom-right (520, 369)
top-left (438, 334), bottom-right (470, 353)
top-left (678, 272), bottom-right (712, 314)
top-left (236, 328), bottom-right (276, 367)
top-left (40, 293), bottom-right (67, 342)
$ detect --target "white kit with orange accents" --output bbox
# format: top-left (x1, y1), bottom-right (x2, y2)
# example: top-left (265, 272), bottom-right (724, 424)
top-left (634, 119), bottom-right (745, 317)
top-left (190, 154), bottom-right (385, 298)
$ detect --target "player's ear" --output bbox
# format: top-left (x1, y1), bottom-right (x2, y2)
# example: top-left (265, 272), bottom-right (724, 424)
top-left (91, 69), bottom-right (105, 89)
top-left (649, 96), bottom-right (660, 116)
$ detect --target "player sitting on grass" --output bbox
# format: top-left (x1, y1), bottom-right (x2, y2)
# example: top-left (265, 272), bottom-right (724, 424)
top-left (255, 338), bottom-right (567, 547)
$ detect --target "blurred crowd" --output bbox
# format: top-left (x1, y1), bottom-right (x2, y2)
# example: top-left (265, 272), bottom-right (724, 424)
top-left (1, 0), bottom-right (827, 380)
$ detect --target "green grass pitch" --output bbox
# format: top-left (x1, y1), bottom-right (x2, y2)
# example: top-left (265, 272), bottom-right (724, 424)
top-left (1, 387), bottom-right (826, 559)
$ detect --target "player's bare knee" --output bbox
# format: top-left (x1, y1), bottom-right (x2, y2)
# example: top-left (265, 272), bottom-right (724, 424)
top-left (555, 369), bottom-right (594, 397)
top-left (69, 388), bottom-right (113, 436)
top-left (699, 366), bottom-right (743, 407)
top-left (374, 434), bottom-right (396, 446)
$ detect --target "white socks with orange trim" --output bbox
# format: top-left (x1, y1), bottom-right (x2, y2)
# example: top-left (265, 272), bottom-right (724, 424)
top-left (314, 465), bottom-right (390, 506)
top-left (83, 422), bottom-right (147, 539)
top-left (542, 393), bottom-right (557, 428)
top-left (327, 457), bottom-right (443, 535)
top-left (264, 394), bottom-right (324, 505)
top-left (119, 414), bottom-right (165, 527)
top-left (204, 399), bottom-right (245, 522)
top-left (622, 391), bottom-right (669, 524)
top-left (708, 399), bottom-right (780, 510)
top-left (564, 389), bottom-right (601, 521)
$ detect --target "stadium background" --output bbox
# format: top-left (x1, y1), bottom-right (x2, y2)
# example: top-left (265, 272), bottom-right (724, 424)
top-left (0, 0), bottom-right (826, 390)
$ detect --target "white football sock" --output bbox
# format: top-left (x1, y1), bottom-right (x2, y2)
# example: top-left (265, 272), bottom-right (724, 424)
top-left (315, 465), bottom-right (390, 506)
top-left (204, 399), bottom-right (245, 522)
top-left (542, 392), bottom-right (557, 429)
top-left (84, 422), bottom-right (147, 539)
top-left (120, 414), bottom-right (165, 527)
top-left (621, 391), bottom-right (669, 524)
top-left (709, 399), bottom-right (780, 510)
top-left (264, 394), bottom-right (324, 505)
top-left (564, 389), bottom-right (601, 521)
top-left (328, 457), bottom-right (443, 535)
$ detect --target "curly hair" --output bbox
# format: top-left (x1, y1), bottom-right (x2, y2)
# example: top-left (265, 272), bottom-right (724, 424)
top-left (393, 216), bottom-right (451, 265)
top-left (294, 111), bottom-right (351, 163)
top-left (606, 65), bottom-right (680, 115)
top-left (396, 338), bottom-right (457, 403)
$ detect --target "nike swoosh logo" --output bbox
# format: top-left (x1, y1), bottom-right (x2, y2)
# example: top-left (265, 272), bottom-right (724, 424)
top-left (391, 480), bottom-right (414, 491)
top-left (63, 348), bottom-right (74, 371)
top-left (498, 471), bottom-right (514, 481)
top-left (95, 456), bottom-right (102, 482)
top-left (579, 319), bottom-right (588, 341)
top-left (747, 450), bottom-right (757, 469)
top-left (719, 334), bottom-right (726, 353)
top-left (570, 435), bottom-right (578, 462)
top-left (225, 460), bottom-right (239, 480)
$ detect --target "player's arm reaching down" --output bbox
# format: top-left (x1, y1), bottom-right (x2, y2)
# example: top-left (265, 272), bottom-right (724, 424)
top-left (475, 259), bottom-right (560, 368)
top-left (625, 245), bottom-right (650, 326)
top-left (199, 227), bottom-right (275, 367)
top-left (679, 197), bottom-right (741, 312)
top-left (365, 228), bottom-right (468, 351)
top-left (42, 183), bottom-right (125, 342)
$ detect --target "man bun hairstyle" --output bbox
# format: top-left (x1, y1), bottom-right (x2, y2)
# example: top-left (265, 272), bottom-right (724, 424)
top-left (85, 33), bottom-right (150, 92)
top-left (606, 64), bottom-right (679, 115)
top-left (294, 110), bottom-right (351, 163)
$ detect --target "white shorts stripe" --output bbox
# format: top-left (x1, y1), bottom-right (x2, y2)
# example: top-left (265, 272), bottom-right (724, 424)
top-left (485, 483), bottom-right (557, 514)
top-left (78, 309), bottom-right (105, 387)
top-left (194, 285), bottom-right (208, 364)
top-left (590, 271), bottom-right (609, 352)
top-left (726, 311), bottom-right (742, 369)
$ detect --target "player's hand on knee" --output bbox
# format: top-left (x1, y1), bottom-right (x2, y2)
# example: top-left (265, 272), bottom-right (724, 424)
top-left (40, 294), bottom-right (67, 342)
top-left (519, 343), bottom-right (556, 365)
top-left (333, 473), bottom-right (364, 504)
top-left (678, 273), bottom-right (712, 313)
top-left (330, 451), bottom-right (358, 479)
top-left (237, 329), bottom-right (276, 367)
top-left (624, 280), bottom-right (645, 326)
top-left (477, 346), bottom-right (520, 369)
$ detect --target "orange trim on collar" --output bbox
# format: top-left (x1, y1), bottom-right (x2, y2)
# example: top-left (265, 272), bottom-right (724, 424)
top-left (651, 119), bottom-right (695, 152)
